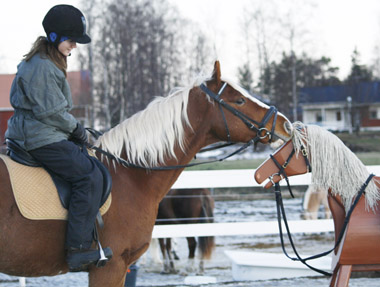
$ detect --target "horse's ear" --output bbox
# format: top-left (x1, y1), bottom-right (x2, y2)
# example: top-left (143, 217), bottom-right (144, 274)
top-left (212, 61), bottom-right (222, 87)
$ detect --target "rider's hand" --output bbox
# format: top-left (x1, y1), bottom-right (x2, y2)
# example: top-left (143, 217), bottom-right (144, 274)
top-left (70, 123), bottom-right (88, 144)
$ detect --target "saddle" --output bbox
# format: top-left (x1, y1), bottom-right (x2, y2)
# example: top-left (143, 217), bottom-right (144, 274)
top-left (4, 139), bottom-right (112, 220)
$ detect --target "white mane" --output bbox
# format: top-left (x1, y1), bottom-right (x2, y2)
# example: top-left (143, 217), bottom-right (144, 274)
top-left (291, 122), bottom-right (380, 213)
top-left (95, 76), bottom-right (207, 168)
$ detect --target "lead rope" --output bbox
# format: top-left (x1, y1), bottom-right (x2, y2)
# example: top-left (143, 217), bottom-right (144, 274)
top-left (274, 173), bottom-right (375, 276)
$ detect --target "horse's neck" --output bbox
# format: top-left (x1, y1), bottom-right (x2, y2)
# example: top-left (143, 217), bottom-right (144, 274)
top-left (119, 92), bottom-right (213, 203)
top-left (147, 122), bottom-right (210, 201)
top-left (147, 92), bottom-right (216, 200)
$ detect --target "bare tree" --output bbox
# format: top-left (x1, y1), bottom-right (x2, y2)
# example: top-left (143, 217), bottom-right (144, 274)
top-left (239, 0), bottom-right (316, 119)
top-left (371, 45), bottom-right (380, 80)
top-left (239, 0), bottom-right (280, 96)
top-left (78, 0), bottom-right (214, 129)
top-left (279, 0), bottom-right (316, 120)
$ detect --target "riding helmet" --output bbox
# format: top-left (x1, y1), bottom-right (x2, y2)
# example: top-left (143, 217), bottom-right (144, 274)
top-left (42, 4), bottom-right (91, 45)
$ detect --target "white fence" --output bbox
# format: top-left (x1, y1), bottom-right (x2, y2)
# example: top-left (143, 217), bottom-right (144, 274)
top-left (152, 165), bottom-right (380, 238)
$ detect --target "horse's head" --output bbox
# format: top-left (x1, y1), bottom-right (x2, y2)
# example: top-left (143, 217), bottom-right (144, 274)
top-left (254, 135), bottom-right (310, 189)
top-left (199, 61), bottom-right (292, 146)
top-left (255, 123), bottom-right (380, 213)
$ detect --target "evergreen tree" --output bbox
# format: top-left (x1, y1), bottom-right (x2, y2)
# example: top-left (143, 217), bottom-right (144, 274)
top-left (345, 47), bottom-right (373, 84)
top-left (259, 52), bottom-right (341, 117)
top-left (237, 62), bottom-right (254, 93)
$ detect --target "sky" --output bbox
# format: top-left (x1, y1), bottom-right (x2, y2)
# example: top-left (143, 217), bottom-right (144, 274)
top-left (1, 0), bottom-right (380, 81)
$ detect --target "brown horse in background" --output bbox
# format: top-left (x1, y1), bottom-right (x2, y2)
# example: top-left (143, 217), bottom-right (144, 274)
top-left (302, 185), bottom-right (331, 220)
top-left (0, 61), bottom-right (292, 287)
top-left (156, 188), bottom-right (214, 274)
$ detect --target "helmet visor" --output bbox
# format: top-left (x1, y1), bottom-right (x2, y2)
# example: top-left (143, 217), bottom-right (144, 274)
top-left (69, 33), bottom-right (91, 44)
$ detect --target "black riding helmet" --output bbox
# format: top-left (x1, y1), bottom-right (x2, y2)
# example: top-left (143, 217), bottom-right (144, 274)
top-left (42, 4), bottom-right (91, 45)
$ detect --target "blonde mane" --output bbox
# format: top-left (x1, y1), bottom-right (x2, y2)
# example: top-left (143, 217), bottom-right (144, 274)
top-left (95, 76), bottom-right (207, 168)
top-left (291, 122), bottom-right (380, 212)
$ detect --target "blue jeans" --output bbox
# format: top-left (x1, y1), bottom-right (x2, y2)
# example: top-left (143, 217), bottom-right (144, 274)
top-left (29, 140), bottom-right (103, 249)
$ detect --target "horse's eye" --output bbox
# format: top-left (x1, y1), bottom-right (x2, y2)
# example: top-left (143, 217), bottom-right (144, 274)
top-left (235, 98), bottom-right (246, 105)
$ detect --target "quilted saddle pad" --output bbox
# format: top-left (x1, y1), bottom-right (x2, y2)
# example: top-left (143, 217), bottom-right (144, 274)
top-left (0, 154), bottom-right (112, 220)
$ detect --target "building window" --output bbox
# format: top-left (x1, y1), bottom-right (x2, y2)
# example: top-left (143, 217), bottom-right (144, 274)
top-left (336, 111), bottom-right (341, 121)
top-left (369, 110), bottom-right (378, 119)
top-left (316, 112), bottom-right (322, 122)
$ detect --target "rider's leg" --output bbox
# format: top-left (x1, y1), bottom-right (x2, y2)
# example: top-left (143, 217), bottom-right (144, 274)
top-left (29, 140), bottom-right (112, 271)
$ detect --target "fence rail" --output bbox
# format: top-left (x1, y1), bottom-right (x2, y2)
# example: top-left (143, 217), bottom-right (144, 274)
top-left (171, 165), bottom-right (380, 189)
top-left (153, 165), bottom-right (380, 238)
top-left (152, 219), bottom-right (334, 238)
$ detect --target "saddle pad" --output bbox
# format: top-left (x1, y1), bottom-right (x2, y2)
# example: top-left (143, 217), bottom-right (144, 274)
top-left (0, 154), bottom-right (112, 220)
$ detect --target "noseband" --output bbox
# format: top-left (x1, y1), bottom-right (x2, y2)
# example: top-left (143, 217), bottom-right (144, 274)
top-left (200, 82), bottom-right (278, 144)
top-left (268, 143), bottom-right (311, 198)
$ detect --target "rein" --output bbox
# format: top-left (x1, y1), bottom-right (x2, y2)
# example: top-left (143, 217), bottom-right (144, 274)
top-left (86, 137), bottom-right (257, 171)
top-left (268, 144), bottom-right (375, 276)
top-left (86, 82), bottom-right (280, 171)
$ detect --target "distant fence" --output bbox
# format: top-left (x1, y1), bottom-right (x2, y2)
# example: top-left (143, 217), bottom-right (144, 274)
top-left (152, 165), bottom-right (380, 238)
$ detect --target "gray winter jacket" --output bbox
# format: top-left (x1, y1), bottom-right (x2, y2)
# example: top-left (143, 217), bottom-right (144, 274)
top-left (5, 53), bottom-right (78, 151)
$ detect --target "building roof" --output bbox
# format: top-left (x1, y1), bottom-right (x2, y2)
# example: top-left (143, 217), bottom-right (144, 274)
top-left (0, 70), bottom-right (91, 109)
top-left (300, 81), bottom-right (380, 105)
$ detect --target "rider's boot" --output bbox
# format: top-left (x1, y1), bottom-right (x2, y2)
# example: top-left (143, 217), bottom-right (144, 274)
top-left (67, 246), bottom-right (113, 272)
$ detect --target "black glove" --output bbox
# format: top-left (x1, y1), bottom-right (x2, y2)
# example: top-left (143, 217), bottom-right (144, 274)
top-left (70, 123), bottom-right (88, 144)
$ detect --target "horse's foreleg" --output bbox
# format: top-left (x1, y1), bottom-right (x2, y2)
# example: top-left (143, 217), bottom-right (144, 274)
top-left (165, 238), bottom-right (177, 273)
top-left (149, 239), bottom-right (163, 264)
top-left (158, 238), bottom-right (169, 273)
top-left (198, 259), bottom-right (205, 275)
top-left (185, 237), bottom-right (197, 273)
top-left (187, 237), bottom-right (196, 259)
top-left (88, 258), bottom-right (128, 287)
top-left (321, 193), bottom-right (332, 219)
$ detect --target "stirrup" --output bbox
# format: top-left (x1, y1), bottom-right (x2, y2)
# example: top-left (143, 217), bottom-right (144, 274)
top-left (93, 221), bottom-right (111, 267)
top-left (96, 241), bottom-right (109, 267)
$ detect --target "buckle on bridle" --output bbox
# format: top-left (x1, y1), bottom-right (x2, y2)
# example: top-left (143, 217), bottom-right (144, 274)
top-left (269, 173), bottom-right (283, 185)
top-left (268, 175), bottom-right (276, 186)
top-left (258, 127), bottom-right (271, 140)
top-left (301, 147), bottom-right (308, 157)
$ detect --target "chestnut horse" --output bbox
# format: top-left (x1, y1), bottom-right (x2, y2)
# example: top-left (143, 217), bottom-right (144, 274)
top-left (156, 188), bottom-right (214, 274)
top-left (0, 61), bottom-right (291, 287)
top-left (254, 122), bottom-right (380, 287)
top-left (302, 185), bottom-right (331, 220)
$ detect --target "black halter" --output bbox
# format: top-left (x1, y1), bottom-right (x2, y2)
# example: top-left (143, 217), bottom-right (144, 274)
top-left (268, 141), bottom-right (375, 276)
top-left (200, 82), bottom-right (278, 144)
